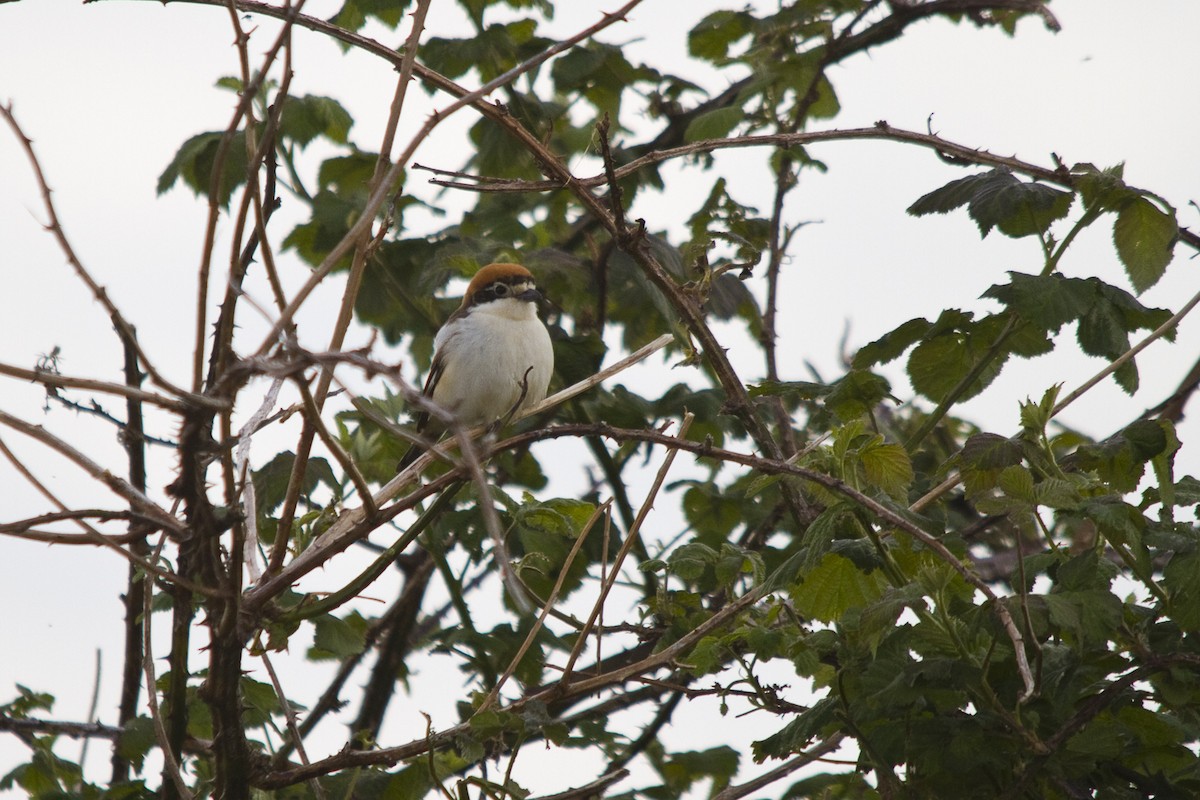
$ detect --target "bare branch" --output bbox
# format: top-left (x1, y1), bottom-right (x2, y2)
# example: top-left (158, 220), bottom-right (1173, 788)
top-left (561, 416), bottom-right (694, 685)
top-left (711, 734), bottom-right (847, 800)
top-left (252, 0), bottom-right (646, 349)
top-left (0, 102), bottom-right (207, 403)
top-left (477, 500), bottom-right (613, 714)
top-left (242, 333), bottom-right (673, 609)
top-left (0, 410), bottom-right (184, 535)
top-left (0, 360), bottom-right (193, 411)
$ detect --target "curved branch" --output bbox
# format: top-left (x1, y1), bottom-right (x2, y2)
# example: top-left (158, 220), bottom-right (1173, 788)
top-left (418, 123), bottom-right (1200, 254)
top-left (0, 409), bottom-right (184, 536)
top-left (0, 103), bottom-right (209, 404)
top-left (0, 360), bottom-right (194, 411)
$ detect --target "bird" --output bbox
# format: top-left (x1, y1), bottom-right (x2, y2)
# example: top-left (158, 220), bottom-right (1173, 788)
top-left (397, 262), bottom-right (554, 471)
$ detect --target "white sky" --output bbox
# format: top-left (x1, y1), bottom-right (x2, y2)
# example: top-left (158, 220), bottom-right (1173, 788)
top-left (1, 0), bottom-right (1199, 795)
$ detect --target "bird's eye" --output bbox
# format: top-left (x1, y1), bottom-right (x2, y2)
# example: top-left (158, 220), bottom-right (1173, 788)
top-left (492, 283), bottom-right (510, 297)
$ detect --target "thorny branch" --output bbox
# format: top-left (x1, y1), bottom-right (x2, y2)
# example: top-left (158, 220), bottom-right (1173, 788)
top-left (5, 0), bottom-right (1192, 796)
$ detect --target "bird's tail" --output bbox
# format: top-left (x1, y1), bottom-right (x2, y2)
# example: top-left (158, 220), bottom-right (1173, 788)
top-left (396, 443), bottom-right (425, 473)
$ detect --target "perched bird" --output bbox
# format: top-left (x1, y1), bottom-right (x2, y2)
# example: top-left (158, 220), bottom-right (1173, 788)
top-left (398, 262), bottom-right (554, 471)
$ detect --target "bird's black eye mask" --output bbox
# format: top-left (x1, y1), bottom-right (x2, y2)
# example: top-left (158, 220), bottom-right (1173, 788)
top-left (476, 279), bottom-right (537, 304)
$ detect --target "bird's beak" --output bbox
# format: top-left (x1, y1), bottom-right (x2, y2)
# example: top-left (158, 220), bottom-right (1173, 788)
top-left (518, 287), bottom-right (543, 303)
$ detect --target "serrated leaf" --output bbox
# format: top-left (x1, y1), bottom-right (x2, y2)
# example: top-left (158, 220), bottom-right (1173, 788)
top-left (280, 94), bottom-right (354, 147)
top-left (669, 541), bottom-right (720, 583)
top-left (310, 612), bottom-right (367, 660)
top-left (1123, 419), bottom-right (1169, 461)
top-left (995, 182), bottom-right (1073, 238)
top-left (683, 484), bottom-right (742, 544)
top-left (983, 272), bottom-right (1094, 332)
top-left (1043, 590), bottom-right (1122, 646)
top-left (825, 370), bottom-right (895, 420)
top-left (684, 106), bottom-right (744, 143)
top-left (1084, 498), bottom-right (1146, 546)
top-left (960, 433), bottom-right (1023, 471)
top-left (1074, 162), bottom-right (1132, 212)
top-left (752, 697), bottom-right (838, 761)
top-left (907, 326), bottom-right (1007, 403)
top-left (853, 317), bottom-right (932, 368)
top-left (859, 442), bottom-right (914, 497)
top-left (792, 553), bottom-right (886, 623)
top-left (998, 465), bottom-right (1036, 502)
top-left (908, 172), bottom-right (992, 217)
top-left (911, 169), bottom-right (1069, 238)
top-left (1113, 196), bottom-right (1177, 293)
top-left (157, 129), bottom-right (248, 206)
top-left (1164, 551), bottom-right (1200, 631)
top-left (1034, 477), bottom-right (1084, 510)
top-left (688, 10), bottom-right (753, 62)
top-left (1076, 299), bottom-right (1129, 358)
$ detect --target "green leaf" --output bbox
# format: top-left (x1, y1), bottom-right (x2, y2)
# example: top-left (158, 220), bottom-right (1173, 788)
top-left (859, 441), bottom-right (914, 497)
top-left (280, 94), bottom-right (354, 147)
top-left (683, 484), bottom-right (743, 545)
top-left (1123, 419), bottom-right (1169, 461)
top-left (907, 322), bottom-right (1007, 403)
top-left (669, 541), bottom-right (720, 585)
top-left (115, 716), bottom-right (156, 772)
top-left (908, 168), bottom-right (1072, 238)
top-left (1083, 498), bottom-right (1147, 547)
top-left (853, 317), bottom-right (933, 368)
top-left (983, 272), bottom-right (1094, 332)
top-left (157, 129), bottom-right (248, 206)
top-left (1073, 422), bottom-right (1170, 493)
top-left (330, 0), bottom-right (410, 33)
top-left (998, 465), bottom-right (1035, 503)
top-left (1164, 551), bottom-right (1200, 631)
top-left (1019, 385), bottom-right (1061, 435)
top-left (1074, 162), bottom-right (1132, 212)
top-left (959, 432), bottom-right (1024, 471)
top-left (1043, 590), bottom-right (1123, 646)
top-left (825, 370), bottom-right (895, 420)
top-left (752, 696), bottom-right (838, 761)
top-left (658, 746), bottom-right (740, 793)
top-left (684, 106), bottom-right (744, 142)
top-left (908, 172), bottom-right (992, 217)
top-left (688, 10), bottom-right (753, 62)
top-left (310, 612), bottom-right (368, 660)
top-left (1113, 196), bottom-right (1177, 293)
top-left (252, 452), bottom-right (339, 515)
top-left (792, 553), bottom-right (886, 623)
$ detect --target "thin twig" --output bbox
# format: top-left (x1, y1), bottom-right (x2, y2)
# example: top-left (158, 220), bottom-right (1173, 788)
top-left (258, 646), bottom-right (328, 800)
top-left (494, 421), bottom-right (1038, 701)
top-left (191, 0), bottom-right (309, 391)
top-left (477, 501), bottom-right (613, 714)
top-left (253, 0), bottom-right (646, 351)
top-left (142, 535), bottom-right (195, 800)
top-left (528, 769), bottom-right (629, 800)
top-left (0, 409), bottom-right (184, 535)
top-left (911, 281), bottom-right (1200, 512)
top-left (561, 415), bottom-right (693, 685)
top-left (243, 333), bottom-right (672, 609)
top-left (0, 435), bottom-right (213, 595)
top-left (271, 0), bottom-right (432, 574)
top-left (0, 360), bottom-right (192, 411)
top-left (710, 734), bottom-right (847, 800)
top-left (0, 103), bottom-right (207, 403)
top-left (258, 586), bottom-right (763, 788)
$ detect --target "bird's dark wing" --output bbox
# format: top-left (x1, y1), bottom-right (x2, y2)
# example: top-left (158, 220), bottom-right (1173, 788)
top-left (397, 349), bottom-right (447, 471)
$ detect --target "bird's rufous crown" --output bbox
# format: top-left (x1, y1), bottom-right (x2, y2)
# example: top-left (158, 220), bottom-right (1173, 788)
top-left (460, 262), bottom-right (535, 309)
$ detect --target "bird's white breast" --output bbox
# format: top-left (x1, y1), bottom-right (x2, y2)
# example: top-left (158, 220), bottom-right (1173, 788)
top-left (430, 298), bottom-right (553, 427)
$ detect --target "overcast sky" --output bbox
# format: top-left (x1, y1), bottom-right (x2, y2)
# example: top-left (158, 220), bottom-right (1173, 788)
top-left (2, 0), bottom-right (1199, 793)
